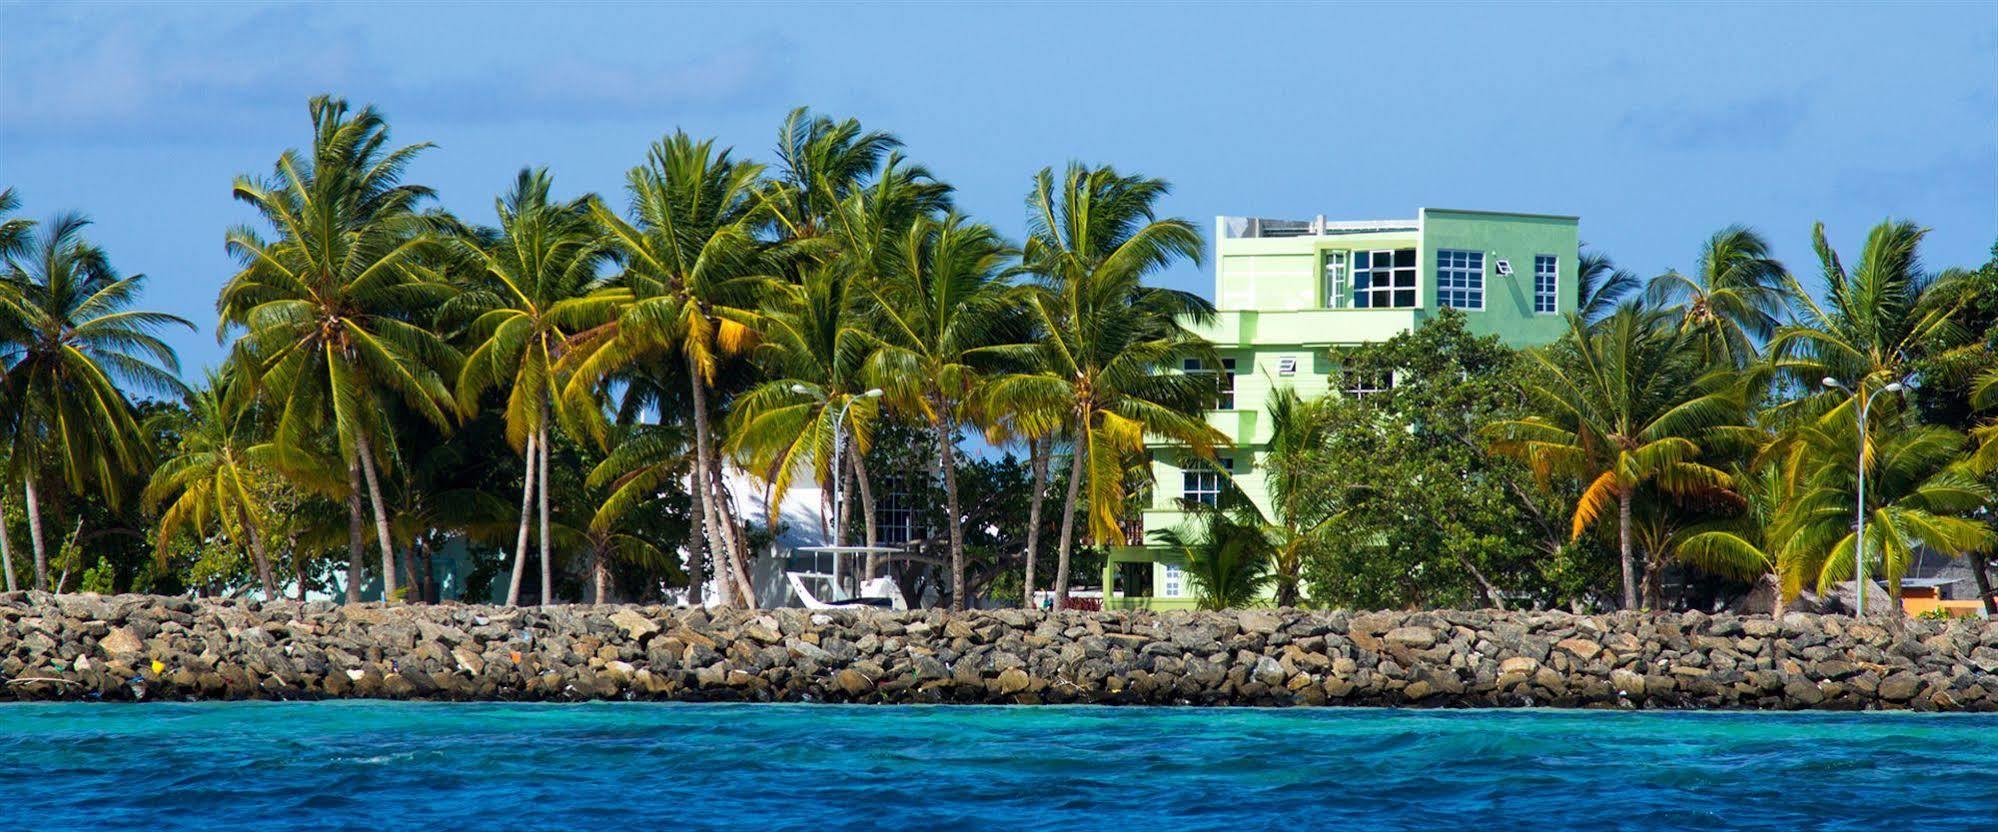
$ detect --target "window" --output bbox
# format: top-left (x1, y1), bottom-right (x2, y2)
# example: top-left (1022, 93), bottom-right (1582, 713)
top-left (1341, 365), bottom-right (1393, 399)
top-left (875, 474), bottom-right (924, 545)
top-left (1186, 358), bottom-right (1236, 409)
top-left (1435, 249), bottom-right (1485, 310)
top-left (1533, 255), bottom-right (1559, 313)
top-left (1161, 563), bottom-right (1186, 598)
top-left (1322, 250), bottom-right (1349, 308)
top-left (1353, 249), bottom-right (1417, 308)
top-left (1181, 457), bottom-right (1233, 506)
top-left (1276, 356), bottom-right (1298, 376)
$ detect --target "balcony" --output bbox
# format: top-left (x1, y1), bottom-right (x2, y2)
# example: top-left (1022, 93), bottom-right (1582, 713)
top-left (1195, 308), bottom-right (1422, 347)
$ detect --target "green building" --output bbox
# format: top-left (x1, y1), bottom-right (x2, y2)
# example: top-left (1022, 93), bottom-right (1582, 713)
top-left (1102, 208), bottom-right (1580, 609)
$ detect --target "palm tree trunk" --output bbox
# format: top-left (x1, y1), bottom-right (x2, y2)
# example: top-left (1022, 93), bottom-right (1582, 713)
top-left (684, 495), bottom-right (707, 607)
top-left (506, 432), bottom-right (539, 605)
top-left (593, 543), bottom-right (610, 604)
top-left (1052, 440), bottom-right (1086, 610)
top-left (24, 475), bottom-right (49, 593)
top-left (1618, 493), bottom-right (1638, 610)
top-left (355, 433), bottom-right (398, 603)
top-left (538, 423), bottom-right (554, 605)
top-left (685, 352), bottom-right (737, 608)
top-left (399, 545), bottom-right (421, 605)
top-left (345, 461), bottom-right (365, 603)
top-left (711, 463), bottom-right (758, 607)
top-left (852, 445), bottom-right (879, 579)
top-left (1023, 436), bottom-right (1048, 609)
top-left (0, 492), bottom-right (17, 592)
top-left (939, 420), bottom-right (966, 612)
top-left (238, 504), bottom-right (278, 602)
top-left (294, 558), bottom-right (308, 602)
top-left (1968, 554), bottom-right (1996, 616)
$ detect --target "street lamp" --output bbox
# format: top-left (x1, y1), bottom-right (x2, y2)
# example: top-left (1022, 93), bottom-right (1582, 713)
top-left (1821, 376), bottom-right (1905, 616)
top-left (793, 386), bottom-right (884, 590)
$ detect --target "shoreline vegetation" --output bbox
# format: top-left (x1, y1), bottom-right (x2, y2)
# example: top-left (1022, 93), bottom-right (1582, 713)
top-left (1, 94), bottom-right (1996, 617)
top-left (4, 594), bottom-right (1995, 710)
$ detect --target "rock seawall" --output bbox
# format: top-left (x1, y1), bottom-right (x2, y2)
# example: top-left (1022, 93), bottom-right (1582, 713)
top-left (4, 593), bottom-right (1996, 710)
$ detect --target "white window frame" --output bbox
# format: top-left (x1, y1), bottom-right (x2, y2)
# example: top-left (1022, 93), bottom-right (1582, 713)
top-left (1276, 356), bottom-right (1298, 376)
top-left (1219, 358), bottom-right (1236, 409)
top-left (1322, 250), bottom-right (1350, 309)
top-left (1180, 456), bottom-right (1233, 506)
top-left (1533, 254), bottom-right (1559, 314)
top-left (1161, 562), bottom-right (1186, 598)
top-left (1353, 248), bottom-right (1418, 309)
top-left (1341, 365), bottom-right (1394, 399)
top-left (1435, 248), bottom-right (1486, 310)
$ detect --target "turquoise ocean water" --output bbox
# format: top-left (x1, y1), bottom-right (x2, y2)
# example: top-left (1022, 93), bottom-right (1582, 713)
top-left (2, 702), bottom-right (1994, 830)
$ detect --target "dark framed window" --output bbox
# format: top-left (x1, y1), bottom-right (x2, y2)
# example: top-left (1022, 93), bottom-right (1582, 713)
top-left (1354, 248), bottom-right (1418, 308)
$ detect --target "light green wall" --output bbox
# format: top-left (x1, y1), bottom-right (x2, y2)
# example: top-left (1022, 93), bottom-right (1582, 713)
top-left (1118, 209), bottom-right (1579, 607)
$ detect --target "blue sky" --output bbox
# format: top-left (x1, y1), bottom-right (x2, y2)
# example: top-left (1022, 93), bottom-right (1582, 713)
top-left (3, 2), bottom-right (1994, 375)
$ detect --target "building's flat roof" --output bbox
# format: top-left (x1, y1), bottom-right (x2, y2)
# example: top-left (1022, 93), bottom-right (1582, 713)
top-left (1420, 207), bottom-right (1581, 222)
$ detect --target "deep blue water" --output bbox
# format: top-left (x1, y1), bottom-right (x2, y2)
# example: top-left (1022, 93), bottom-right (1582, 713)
top-left (2, 703), bottom-right (1995, 831)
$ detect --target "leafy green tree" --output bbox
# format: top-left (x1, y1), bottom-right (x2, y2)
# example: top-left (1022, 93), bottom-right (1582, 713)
top-left (448, 167), bottom-right (609, 604)
top-left (219, 96), bottom-right (459, 603)
top-left (1647, 225), bottom-right (1790, 367)
top-left (994, 164), bottom-right (1222, 609)
top-left (1302, 311), bottom-right (1587, 609)
top-left (1488, 307), bottom-right (1740, 609)
top-left (1, 211), bottom-right (190, 590)
top-left (565, 132), bottom-right (771, 608)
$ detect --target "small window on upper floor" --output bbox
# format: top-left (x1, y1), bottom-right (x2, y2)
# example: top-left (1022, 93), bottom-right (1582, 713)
top-left (1436, 249), bottom-right (1485, 310)
top-left (1180, 456), bottom-right (1234, 506)
top-left (1533, 255), bottom-right (1559, 314)
top-left (1183, 358), bottom-right (1237, 410)
top-left (1353, 249), bottom-right (1418, 309)
top-left (1322, 250), bottom-right (1349, 309)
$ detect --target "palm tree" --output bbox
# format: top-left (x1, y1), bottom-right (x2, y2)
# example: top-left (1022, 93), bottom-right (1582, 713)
top-left (448, 167), bottom-right (610, 605)
top-left (1, 212), bottom-right (190, 591)
top-left (1577, 246), bottom-right (1641, 326)
top-left (0, 188), bottom-right (32, 593)
top-left (1646, 226), bottom-right (1789, 367)
top-left (580, 423), bottom-right (690, 602)
top-left (218, 95), bottom-right (460, 603)
top-left (1250, 387), bottom-right (1339, 606)
top-left (1768, 423), bottom-right (1994, 601)
top-left (726, 263), bottom-right (883, 553)
top-left (144, 371), bottom-right (283, 599)
top-left (563, 132), bottom-right (772, 608)
top-left (864, 214), bottom-right (1017, 610)
top-left (992, 164), bottom-right (1223, 609)
top-left (1773, 220), bottom-right (1978, 418)
top-left (1487, 308), bottom-right (1740, 609)
top-left (1151, 502), bottom-right (1275, 610)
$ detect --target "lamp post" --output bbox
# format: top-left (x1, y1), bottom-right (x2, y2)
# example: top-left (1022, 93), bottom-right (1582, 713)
top-left (792, 385), bottom-right (883, 588)
top-left (1821, 376), bottom-right (1905, 617)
